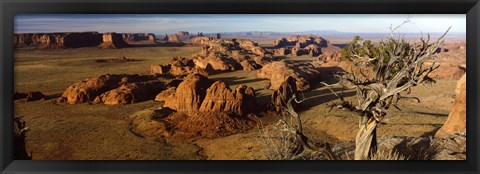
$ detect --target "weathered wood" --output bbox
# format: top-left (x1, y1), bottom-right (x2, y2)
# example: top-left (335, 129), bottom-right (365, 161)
top-left (324, 23), bottom-right (450, 160)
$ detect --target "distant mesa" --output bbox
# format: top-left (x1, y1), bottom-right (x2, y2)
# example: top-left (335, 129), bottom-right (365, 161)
top-left (98, 33), bottom-right (130, 49)
top-left (175, 31), bottom-right (190, 38)
top-left (162, 31), bottom-right (193, 46)
top-left (166, 34), bottom-right (183, 45)
top-left (13, 31), bottom-right (222, 49)
top-left (120, 33), bottom-right (156, 43)
top-left (13, 32), bottom-right (133, 49)
top-left (191, 36), bottom-right (215, 45)
top-left (14, 32), bottom-right (103, 49)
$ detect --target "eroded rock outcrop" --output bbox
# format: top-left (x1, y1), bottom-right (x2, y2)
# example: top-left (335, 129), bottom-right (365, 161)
top-left (154, 87), bottom-right (176, 102)
top-left (14, 32), bottom-right (103, 49)
top-left (257, 60), bottom-right (323, 91)
top-left (57, 74), bottom-right (164, 105)
top-left (93, 82), bottom-right (163, 105)
top-left (98, 33), bottom-right (130, 49)
top-left (271, 76), bottom-right (298, 112)
top-left (191, 36), bottom-right (215, 45)
top-left (150, 56), bottom-right (211, 76)
top-left (147, 34), bottom-right (156, 43)
top-left (121, 33), bottom-right (154, 42)
top-left (435, 74), bottom-right (466, 137)
top-left (304, 44), bottom-right (321, 57)
top-left (137, 75), bottom-right (259, 139)
top-left (162, 74), bottom-right (258, 116)
top-left (163, 74), bottom-right (213, 113)
top-left (318, 45), bottom-right (342, 63)
top-left (192, 54), bottom-right (242, 72)
top-left (57, 75), bottom-right (124, 104)
top-left (271, 35), bottom-right (329, 57)
top-left (199, 81), bottom-right (257, 116)
top-left (151, 38), bottom-right (272, 77)
top-left (167, 34), bottom-right (182, 44)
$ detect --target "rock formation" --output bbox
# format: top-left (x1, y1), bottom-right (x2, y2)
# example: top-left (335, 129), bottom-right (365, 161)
top-left (61, 32), bottom-right (103, 48)
top-left (150, 56), bottom-right (211, 76)
top-left (150, 64), bottom-right (170, 74)
top-left (271, 35), bottom-right (329, 57)
top-left (199, 81), bottom-right (257, 116)
top-left (192, 54), bottom-right (242, 72)
top-left (257, 60), bottom-right (323, 91)
top-left (435, 74), bottom-right (466, 137)
top-left (304, 44), bottom-right (321, 57)
top-left (167, 34), bottom-right (182, 44)
top-left (175, 31), bottom-right (190, 38)
top-left (154, 87), bottom-right (176, 102)
top-left (162, 74), bottom-right (258, 116)
top-left (191, 36), bottom-right (215, 45)
top-left (98, 33), bottom-right (130, 49)
top-left (163, 74), bottom-right (213, 113)
top-left (57, 74), bottom-right (164, 105)
top-left (14, 32), bottom-right (103, 49)
top-left (147, 33), bottom-right (156, 43)
top-left (151, 38), bottom-right (272, 76)
top-left (57, 75), bottom-right (124, 104)
top-left (318, 45), bottom-right (342, 63)
top-left (93, 82), bottom-right (163, 105)
top-left (271, 76), bottom-right (298, 112)
top-left (272, 47), bottom-right (287, 56)
top-left (120, 33), bottom-right (156, 43)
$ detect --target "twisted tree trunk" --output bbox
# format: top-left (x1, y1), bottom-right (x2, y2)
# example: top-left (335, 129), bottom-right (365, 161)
top-left (354, 115), bottom-right (378, 160)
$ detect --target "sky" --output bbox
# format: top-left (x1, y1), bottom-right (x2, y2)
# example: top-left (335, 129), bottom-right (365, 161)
top-left (14, 14), bottom-right (465, 34)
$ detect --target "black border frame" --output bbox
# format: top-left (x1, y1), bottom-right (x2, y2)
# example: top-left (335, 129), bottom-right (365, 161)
top-left (1, 0), bottom-right (479, 173)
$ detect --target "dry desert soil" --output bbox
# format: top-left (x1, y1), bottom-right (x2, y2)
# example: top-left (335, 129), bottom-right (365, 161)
top-left (14, 41), bottom-right (461, 160)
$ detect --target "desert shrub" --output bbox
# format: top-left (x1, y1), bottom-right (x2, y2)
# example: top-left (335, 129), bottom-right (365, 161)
top-left (258, 123), bottom-right (303, 160)
top-left (325, 20), bottom-right (450, 159)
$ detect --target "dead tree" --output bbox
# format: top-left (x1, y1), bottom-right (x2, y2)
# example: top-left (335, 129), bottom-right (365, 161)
top-left (275, 80), bottom-right (337, 160)
top-left (323, 24), bottom-right (451, 160)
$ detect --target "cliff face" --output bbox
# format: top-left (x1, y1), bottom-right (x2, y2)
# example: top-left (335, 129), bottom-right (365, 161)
top-left (435, 74), bottom-right (466, 138)
top-left (98, 33), bottom-right (130, 49)
top-left (14, 32), bottom-right (103, 49)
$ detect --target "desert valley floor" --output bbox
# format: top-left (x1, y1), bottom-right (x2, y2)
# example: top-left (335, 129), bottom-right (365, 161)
top-left (13, 37), bottom-right (465, 160)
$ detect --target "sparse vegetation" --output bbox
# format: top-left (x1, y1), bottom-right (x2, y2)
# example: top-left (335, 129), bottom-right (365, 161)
top-left (324, 22), bottom-right (451, 160)
top-left (13, 18), bottom-right (465, 160)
